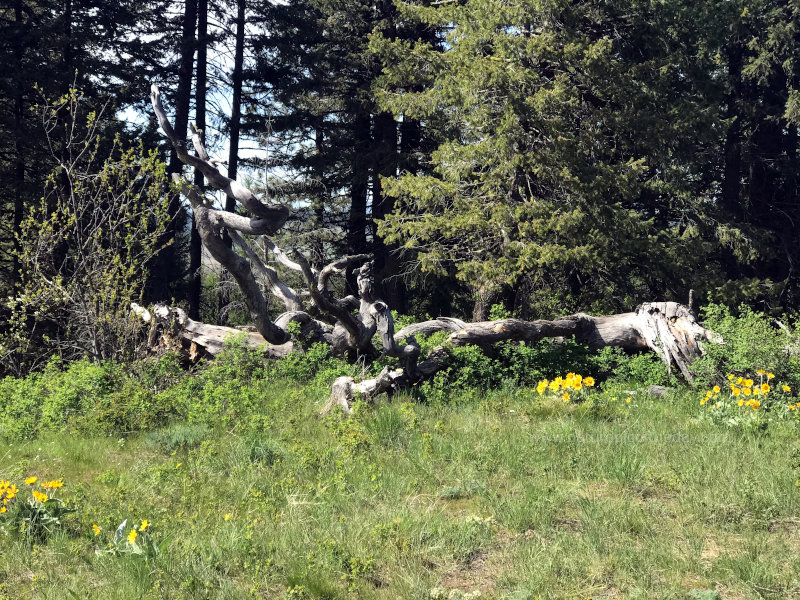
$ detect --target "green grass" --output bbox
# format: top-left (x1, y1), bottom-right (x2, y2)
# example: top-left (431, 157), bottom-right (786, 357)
top-left (1, 379), bottom-right (799, 600)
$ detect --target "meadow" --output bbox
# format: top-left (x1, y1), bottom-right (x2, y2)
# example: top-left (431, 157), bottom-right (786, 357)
top-left (1, 306), bottom-right (800, 599)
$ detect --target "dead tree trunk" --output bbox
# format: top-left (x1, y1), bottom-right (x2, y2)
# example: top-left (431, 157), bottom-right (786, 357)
top-left (322, 301), bottom-right (718, 413)
top-left (147, 84), bottom-right (719, 417)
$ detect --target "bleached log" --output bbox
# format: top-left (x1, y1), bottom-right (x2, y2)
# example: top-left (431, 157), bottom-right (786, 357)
top-left (322, 302), bottom-right (717, 413)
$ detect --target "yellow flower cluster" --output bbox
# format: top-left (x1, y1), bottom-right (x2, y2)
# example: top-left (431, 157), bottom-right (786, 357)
top-left (0, 476), bottom-right (64, 513)
top-left (536, 373), bottom-right (595, 400)
top-left (0, 480), bottom-right (19, 514)
top-left (703, 370), bottom-right (795, 412)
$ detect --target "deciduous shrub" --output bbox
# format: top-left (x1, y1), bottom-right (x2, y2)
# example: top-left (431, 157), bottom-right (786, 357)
top-left (690, 303), bottom-right (800, 389)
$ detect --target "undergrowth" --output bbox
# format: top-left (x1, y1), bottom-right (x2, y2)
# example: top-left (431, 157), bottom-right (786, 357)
top-left (0, 305), bottom-right (798, 598)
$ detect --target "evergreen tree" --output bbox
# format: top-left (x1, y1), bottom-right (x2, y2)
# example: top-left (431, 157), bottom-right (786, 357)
top-left (373, 0), bottom-right (749, 316)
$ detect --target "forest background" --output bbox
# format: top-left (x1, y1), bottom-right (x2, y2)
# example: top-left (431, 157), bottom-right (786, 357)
top-left (2, 0), bottom-right (800, 375)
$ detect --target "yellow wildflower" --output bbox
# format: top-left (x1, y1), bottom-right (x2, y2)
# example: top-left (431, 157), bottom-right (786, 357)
top-left (24, 477), bottom-right (37, 485)
top-left (767, 373), bottom-right (775, 379)
top-left (562, 392), bottom-right (570, 402)
top-left (224, 513), bottom-right (232, 521)
top-left (713, 385), bottom-right (720, 394)
top-left (572, 380), bottom-right (582, 391)
top-left (626, 397), bottom-right (632, 403)
top-left (32, 490), bottom-right (48, 503)
top-left (782, 385), bottom-right (791, 392)
top-left (128, 529), bottom-right (137, 544)
top-left (0, 506), bottom-right (5, 513)
top-left (139, 520), bottom-right (149, 532)
top-left (751, 400), bottom-right (761, 410)
top-left (744, 379), bottom-right (754, 388)
top-left (757, 369), bottom-right (765, 375)
top-left (583, 376), bottom-right (595, 387)
top-left (753, 387), bottom-right (761, 396)
top-left (743, 388), bottom-right (751, 396)
top-left (548, 380), bottom-right (559, 392)
top-left (761, 383), bottom-right (770, 394)
top-left (93, 524), bottom-right (101, 536)
top-left (738, 399), bottom-right (744, 407)
top-left (41, 479), bottom-right (64, 490)
top-left (733, 387), bottom-right (741, 396)
top-left (727, 374), bottom-right (735, 381)
top-left (536, 380), bottom-right (548, 395)
top-left (736, 377), bottom-right (743, 384)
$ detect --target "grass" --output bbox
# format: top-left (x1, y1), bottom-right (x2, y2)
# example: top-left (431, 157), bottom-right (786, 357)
top-left (1, 378), bottom-right (799, 599)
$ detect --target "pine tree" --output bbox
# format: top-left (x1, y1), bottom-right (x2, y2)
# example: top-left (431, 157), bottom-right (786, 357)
top-left (373, 0), bottom-right (740, 315)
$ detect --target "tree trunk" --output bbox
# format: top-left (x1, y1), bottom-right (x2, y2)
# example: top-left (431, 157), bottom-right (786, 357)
top-left (219, 0), bottom-right (246, 324)
top-left (372, 111), bottom-right (406, 311)
top-left (189, 0), bottom-right (207, 321)
top-left (347, 109), bottom-right (371, 294)
top-left (152, 0), bottom-right (197, 302)
top-left (322, 302), bottom-right (718, 413)
top-left (11, 0), bottom-right (25, 288)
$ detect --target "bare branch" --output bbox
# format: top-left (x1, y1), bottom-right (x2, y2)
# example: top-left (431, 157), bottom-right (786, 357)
top-left (227, 229), bottom-right (303, 312)
top-left (294, 252), bottom-right (371, 347)
top-left (151, 83), bottom-right (288, 228)
top-left (263, 237), bottom-right (309, 275)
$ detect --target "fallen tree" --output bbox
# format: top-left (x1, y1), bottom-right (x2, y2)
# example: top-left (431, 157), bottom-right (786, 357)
top-left (146, 84), bottom-right (719, 414)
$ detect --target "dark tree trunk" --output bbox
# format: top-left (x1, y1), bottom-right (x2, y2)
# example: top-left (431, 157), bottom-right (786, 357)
top-left (371, 111), bottom-right (405, 311)
top-left (311, 127), bottom-right (326, 267)
top-left (399, 115), bottom-right (420, 174)
top-left (188, 0), bottom-right (207, 320)
top-left (721, 36), bottom-right (744, 279)
top-left (11, 0), bottom-right (25, 288)
top-left (219, 0), bottom-right (245, 324)
top-left (151, 0), bottom-right (197, 302)
top-left (347, 109), bottom-right (371, 293)
top-left (61, 0), bottom-right (72, 71)
top-left (472, 282), bottom-right (499, 322)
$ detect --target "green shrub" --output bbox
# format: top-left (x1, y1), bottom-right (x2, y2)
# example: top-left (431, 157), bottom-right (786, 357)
top-left (499, 338), bottom-right (599, 386)
top-left (592, 347), bottom-right (672, 387)
top-left (0, 359), bottom-right (125, 439)
top-left (276, 342), bottom-right (352, 383)
top-left (690, 303), bottom-right (800, 389)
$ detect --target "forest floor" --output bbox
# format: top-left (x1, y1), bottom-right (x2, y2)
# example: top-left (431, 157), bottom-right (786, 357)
top-left (1, 379), bottom-right (799, 599)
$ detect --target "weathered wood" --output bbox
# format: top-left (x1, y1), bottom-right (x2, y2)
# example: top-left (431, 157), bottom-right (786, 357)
top-left (148, 82), bottom-right (720, 416)
top-left (152, 85), bottom-right (289, 225)
top-left (132, 303), bottom-right (294, 359)
top-left (322, 302), bottom-right (717, 413)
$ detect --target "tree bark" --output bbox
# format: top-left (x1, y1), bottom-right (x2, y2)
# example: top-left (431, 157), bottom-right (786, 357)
top-left (320, 301), bottom-right (718, 413)
top-left (11, 0), bottom-right (25, 288)
top-left (219, 0), bottom-right (246, 323)
top-left (189, 0), bottom-right (208, 320)
top-left (347, 109), bottom-right (371, 293)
